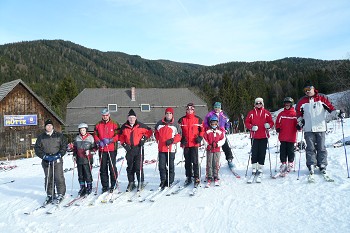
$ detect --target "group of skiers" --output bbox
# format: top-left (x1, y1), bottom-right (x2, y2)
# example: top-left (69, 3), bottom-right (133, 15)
top-left (34, 80), bottom-right (345, 204)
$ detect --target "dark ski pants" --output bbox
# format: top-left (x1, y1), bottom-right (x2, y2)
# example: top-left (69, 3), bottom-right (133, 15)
top-left (77, 163), bottom-right (93, 184)
top-left (206, 152), bottom-right (221, 180)
top-left (222, 138), bottom-right (233, 161)
top-left (184, 147), bottom-right (199, 179)
top-left (42, 159), bottom-right (66, 196)
top-left (99, 151), bottom-right (117, 189)
top-left (251, 138), bottom-right (268, 165)
top-left (158, 151), bottom-right (175, 184)
top-left (279, 141), bottom-right (295, 163)
top-left (126, 146), bottom-right (144, 183)
top-left (304, 132), bottom-right (328, 169)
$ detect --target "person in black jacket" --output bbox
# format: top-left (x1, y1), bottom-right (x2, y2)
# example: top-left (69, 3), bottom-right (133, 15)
top-left (34, 119), bottom-right (67, 205)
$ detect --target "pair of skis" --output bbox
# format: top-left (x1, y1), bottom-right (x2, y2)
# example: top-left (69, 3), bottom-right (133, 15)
top-left (247, 172), bottom-right (262, 184)
top-left (308, 172), bottom-right (334, 183)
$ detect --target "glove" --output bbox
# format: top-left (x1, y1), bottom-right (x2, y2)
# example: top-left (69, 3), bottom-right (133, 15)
top-left (276, 128), bottom-right (280, 133)
top-left (296, 124), bottom-right (302, 131)
top-left (195, 136), bottom-right (203, 144)
top-left (212, 142), bottom-right (218, 148)
top-left (102, 138), bottom-right (113, 145)
top-left (181, 137), bottom-right (187, 146)
top-left (251, 125), bottom-right (258, 132)
top-left (264, 123), bottom-right (270, 129)
top-left (43, 153), bottom-right (61, 162)
top-left (207, 145), bottom-right (212, 151)
top-left (72, 156), bottom-right (76, 162)
top-left (330, 110), bottom-right (340, 120)
top-left (165, 138), bottom-right (174, 146)
top-left (122, 143), bottom-right (131, 152)
top-left (297, 117), bottom-right (304, 127)
top-left (139, 135), bottom-right (147, 146)
top-left (97, 140), bottom-right (105, 148)
top-left (338, 110), bottom-right (346, 119)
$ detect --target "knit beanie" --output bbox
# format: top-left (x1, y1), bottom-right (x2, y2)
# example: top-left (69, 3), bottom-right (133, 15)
top-left (128, 109), bottom-right (136, 117)
top-left (165, 107), bottom-right (174, 115)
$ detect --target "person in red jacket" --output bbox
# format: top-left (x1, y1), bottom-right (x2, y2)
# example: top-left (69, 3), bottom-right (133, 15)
top-left (178, 103), bottom-right (204, 187)
top-left (119, 109), bottom-right (153, 191)
top-left (275, 97), bottom-right (298, 173)
top-left (203, 115), bottom-right (226, 187)
top-left (245, 97), bottom-right (274, 178)
top-left (93, 109), bottom-right (119, 193)
top-left (154, 107), bottom-right (182, 189)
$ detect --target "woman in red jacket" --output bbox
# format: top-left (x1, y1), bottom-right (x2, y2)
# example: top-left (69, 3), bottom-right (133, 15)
top-left (119, 109), bottom-right (153, 192)
top-left (275, 97), bottom-right (298, 174)
top-left (245, 97), bottom-right (274, 180)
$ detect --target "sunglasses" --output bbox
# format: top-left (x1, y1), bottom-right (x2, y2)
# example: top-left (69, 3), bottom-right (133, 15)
top-left (255, 102), bottom-right (262, 105)
top-left (304, 86), bottom-right (313, 92)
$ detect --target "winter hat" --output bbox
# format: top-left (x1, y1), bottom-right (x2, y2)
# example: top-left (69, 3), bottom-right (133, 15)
top-left (186, 103), bottom-right (195, 110)
top-left (303, 80), bottom-right (314, 88)
top-left (213, 102), bottom-right (222, 109)
top-left (44, 119), bottom-right (53, 127)
top-left (101, 108), bottom-right (110, 115)
top-left (128, 109), bottom-right (136, 117)
top-left (254, 97), bottom-right (264, 106)
top-left (165, 107), bottom-right (174, 115)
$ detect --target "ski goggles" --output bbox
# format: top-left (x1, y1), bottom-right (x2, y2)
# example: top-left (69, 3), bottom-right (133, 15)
top-left (304, 86), bottom-right (314, 92)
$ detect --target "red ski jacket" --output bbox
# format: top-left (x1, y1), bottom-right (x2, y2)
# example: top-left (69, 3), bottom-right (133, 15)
top-left (178, 113), bottom-right (204, 148)
top-left (119, 120), bottom-right (153, 147)
top-left (155, 117), bottom-right (182, 153)
top-left (275, 107), bottom-right (298, 143)
top-left (203, 127), bottom-right (226, 153)
top-left (245, 107), bottom-right (274, 139)
top-left (93, 119), bottom-right (119, 152)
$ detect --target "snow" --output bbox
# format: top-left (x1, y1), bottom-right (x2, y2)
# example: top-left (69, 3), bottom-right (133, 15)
top-left (1, 119), bottom-right (350, 233)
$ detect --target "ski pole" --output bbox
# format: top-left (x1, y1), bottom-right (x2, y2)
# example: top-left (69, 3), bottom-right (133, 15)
top-left (297, 130), bottom-right (304, 180)
top-left (227, 138), bottom-right (240, 165)
top-left (94, 150), bottom-right (103, 195)
top-left (167, 146), bottom-right (170, 187)
top-left (340, 118), bottom-right (350, 178)
top-left (245, 131), bottom-right (255, 177)
top-left (52, 160), bottom-right (55, 198)
top-left (45, 161), bottom-right (51, 194)
top-left (70, 159), bottom-right (76, 196)
top-left (107, 150), bottom-right (118, 191)
top-left (275, 140), bottom-right (279, 172)
top-left (266, 129), bottom-right (272, 177)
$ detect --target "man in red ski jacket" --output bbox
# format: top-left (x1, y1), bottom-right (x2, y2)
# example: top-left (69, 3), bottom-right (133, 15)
top-left (245, 97), bottom-right (274, 177)
top-left (154, 107), bottom-right (182, 188)
top-left (119, 109), bottom-right (153, 191)
top-left (93, 109), bottom-right (119, 193)
top-left (275, 97), bottom-right (297, 173)
top-left (178, 103), bottom-right (204, 187)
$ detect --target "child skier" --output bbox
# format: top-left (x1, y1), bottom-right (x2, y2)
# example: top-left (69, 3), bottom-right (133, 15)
top-left (203, 116), bottom-right (226, 187)
top-left (73, 123), bottom-right (95, 196)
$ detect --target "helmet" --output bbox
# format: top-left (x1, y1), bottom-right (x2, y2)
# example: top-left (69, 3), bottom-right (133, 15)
top-left (283, 97), bottom-right (294, 105)
top-left (78, 123), bottom-right (88, 130)
top-left (209, 115), bottom-right (219, 122)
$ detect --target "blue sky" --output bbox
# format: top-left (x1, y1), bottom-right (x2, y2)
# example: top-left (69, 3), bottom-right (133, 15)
top-left (1, 0), bottom-right (350, 65)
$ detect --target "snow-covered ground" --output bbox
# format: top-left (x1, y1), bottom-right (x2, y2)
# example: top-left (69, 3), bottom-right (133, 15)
top-left (1, 119), bottom-right (350, 233)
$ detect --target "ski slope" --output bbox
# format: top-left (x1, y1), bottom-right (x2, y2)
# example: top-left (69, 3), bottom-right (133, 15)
top-left (0, 119), bottom-right (349, 233)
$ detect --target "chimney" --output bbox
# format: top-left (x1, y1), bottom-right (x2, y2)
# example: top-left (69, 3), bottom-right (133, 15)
top-left (131, 87), bottom-right (136, 101)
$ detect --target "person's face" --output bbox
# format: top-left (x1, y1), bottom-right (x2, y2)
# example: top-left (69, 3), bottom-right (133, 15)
top-left (284, 102), bottom-right (292, 109)
top-left (214, 107), bottom-right (221, 113)
top-left (128, 116), bottom-right (137, 124)
top-left (255, 102), bottom-right (263, 108)
top-left (304, 86), bottom-right (315, 97)
top-left (186, 106), bottom-right (195, 114)
top-left (45, 124), bottom-right (53, 132)
top-left (79, 128), bottom-right (87, 135)
top-left (102, 114), bottom-right (110, 121)
top-left (165, 112), bottom-right (173, 121)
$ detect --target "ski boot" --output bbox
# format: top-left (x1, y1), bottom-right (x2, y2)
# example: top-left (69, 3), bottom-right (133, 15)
top-left (287, 162), bottom-right (294, 172)
top-left (184, 177), bottom-right (192, 186)
top-left (214, 178), bottom-right (220, 186)
top-left (228, 159), bottom-right (235, 169)
top-left (194, 178), bottom-right (200, 188)
top-left (78, 182), bottom-right (86, 196)
top-left (85, 183), bottom-right (92, 195)
top-left (126, 182), bottom-right (136, 192)
top-left (55, 194), bottom-right (64, 205)
top-left (43, 195), bottom-right (53, 206)
top-left (205, 178), bottom-right (212, 188)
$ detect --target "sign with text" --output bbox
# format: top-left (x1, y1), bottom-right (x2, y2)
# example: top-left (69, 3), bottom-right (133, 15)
top-left (4, 115), bottom-right (38, 126)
